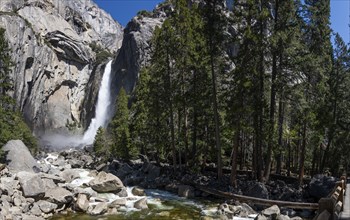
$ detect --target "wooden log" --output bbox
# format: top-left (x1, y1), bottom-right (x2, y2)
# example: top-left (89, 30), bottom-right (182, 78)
top-left (197, 187), bottom-right (319, 210)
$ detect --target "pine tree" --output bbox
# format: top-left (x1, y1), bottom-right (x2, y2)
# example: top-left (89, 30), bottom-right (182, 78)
top-left (0, 27), bottom-right (13, 108)
top-left (264, 0), bottom-right (304, 181)
top-left (110, 87), bottom-right (133, 160)
top-left (299, 0), bottom-right (332, 184)
top-left (322, 34), bottom-right (350, 173)
top-left (130, 68), bottom-right (151, 155)
top-left (202, 0), bottom-right (227, 180)
top-left (93, 127), bottom-right (109, 157)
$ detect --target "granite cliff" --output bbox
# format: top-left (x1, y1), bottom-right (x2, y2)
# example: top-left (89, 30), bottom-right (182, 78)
top-left (0, 0), bottom-right (123, 136)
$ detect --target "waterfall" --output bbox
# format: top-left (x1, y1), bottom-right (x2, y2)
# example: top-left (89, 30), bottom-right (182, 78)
top-left (82, 60), bottom-right (113, 145)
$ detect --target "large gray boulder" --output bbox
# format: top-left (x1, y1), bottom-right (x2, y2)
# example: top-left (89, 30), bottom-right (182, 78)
top-left (261, 205), bottom-right (281, 219)
top-left (2, 140), bottom-right (37, 173)
top-left (44, 187), bottom-right (74, 205)
top-left (246, 182), bottom-right (269, 199)
top-left (134, 198), bottom-right (148, 210)
top-left (89, 171), bottom-right (124, 193)
top-left (308, 174), bottom-right (337, 200)
top-left (75, 194), bottom-right (89, 212)
top-left (89, 202), bottom-right (108, 215)
top-left (17, 171), bottom-right (45, 199)
top-left (37, 200), bottom-right (58, 214)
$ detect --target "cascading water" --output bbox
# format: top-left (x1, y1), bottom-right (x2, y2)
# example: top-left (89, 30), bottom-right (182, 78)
top-left (82, 60), bottom-right (113, 145)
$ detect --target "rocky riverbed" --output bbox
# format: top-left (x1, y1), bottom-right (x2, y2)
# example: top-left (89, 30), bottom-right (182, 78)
top-left (0, 140), bottom-right (337, 220)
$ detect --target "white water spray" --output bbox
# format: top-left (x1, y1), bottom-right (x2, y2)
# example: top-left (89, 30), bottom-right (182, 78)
top-left (82, 60), bottom-right (113, 144)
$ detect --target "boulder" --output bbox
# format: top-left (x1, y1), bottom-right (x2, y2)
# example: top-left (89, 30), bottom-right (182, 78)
top-left (240, 203), bottom-right (257, 217)
top-left (0, 176), bottom-right (18, 196)
top-left (109, 198), bottom-right (127, 208)
top-left (134, 198), bottom-right (148, 210)
top-left (73, 187), bottom-right (97, 198)
top-left (308, 175), bottom-right (337, 200)
top-left (277, 215), bottom-right (290, 220)
top-left (117, 187), bottom-right (128, 197)
top-left (1, 140), bottom-right (37, 173)
top-left (37, 200), bottom-right (58, 213)
top-left (142, 162), bottom-right (161, 180)
top-left (42, 178), bottom-right (57, 191)
top-left (17, 172), bottom-right (45, 199)
top-left (115, 163), bottom-right (133, 179)
top-left (260, 205), bottom-right (281, 220)
top-left (218, 203), bottom-right (234, 217)
top-left (89, 202), bottom-right (108, 215)
top-left (75, 194), bottom-right (89, 212)
top-left (30, 203), bottom-right (42, 216)
top-left (178, 185), bottom-right (195, 198)
top-left (60, 169), bottom-right (82, 182)
top-left (89, 171), bottom-right (124, 193)
top-left (132, 186), bottom-right (146, 196)
top-left (21, 214), bottom-right (45, 220)
top-left (44, 187), bottom-right (74, 205)
top-left (246, 182), bottom-right (269, 199)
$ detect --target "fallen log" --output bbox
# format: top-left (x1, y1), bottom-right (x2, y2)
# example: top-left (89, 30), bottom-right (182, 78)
top-left (198, 186), bottom-right (319, 210)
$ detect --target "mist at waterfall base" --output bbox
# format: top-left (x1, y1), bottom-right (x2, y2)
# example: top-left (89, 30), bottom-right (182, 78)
top-left (40, 60), bottom-right (113, 149)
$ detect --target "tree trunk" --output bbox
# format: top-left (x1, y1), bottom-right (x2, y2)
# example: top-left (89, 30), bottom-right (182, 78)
top-left (276, 96), bottom-right (284, 175)
top-left (166, 48), bottom-right (176, 169)
top-left (264, 0), bottom-right (279, 183)
top-left (210, 54), bottom-right (222, 180)
top-left (298, 119), bottom-right (307, 186)
top-left (231, 125), bottom-right (240, 188)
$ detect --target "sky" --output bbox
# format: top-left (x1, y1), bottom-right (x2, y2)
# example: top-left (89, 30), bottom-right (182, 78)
top-left (95, 0), bottom-right (350, 44)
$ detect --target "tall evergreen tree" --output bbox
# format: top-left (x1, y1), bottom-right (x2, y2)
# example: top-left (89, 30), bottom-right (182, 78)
top-left (202, 0), bottom-right (227, 180)
top-left (111, 87), bottom-right (133, 160)
top-left (299, 0), bottom-right (332, 184)
top-left (0, 27), bottom-right (13, 108)
top-left (130, 68), bottom-right (151, 155)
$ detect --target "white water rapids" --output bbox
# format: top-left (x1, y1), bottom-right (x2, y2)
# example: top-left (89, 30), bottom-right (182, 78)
top-left (82, 60), bottom-right (113, 145)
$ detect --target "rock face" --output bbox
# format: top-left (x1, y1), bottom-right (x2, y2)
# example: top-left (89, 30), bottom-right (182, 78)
top-left (2, 140), bottom-right (38, 173)
top-left (0, 0), bottom-right (123, 135)
top-left (110, 14), bottom-right (163, 104)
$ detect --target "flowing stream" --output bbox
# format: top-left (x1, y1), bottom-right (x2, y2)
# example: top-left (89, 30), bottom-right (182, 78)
top-left (82, 60), bottom-right (113, 145)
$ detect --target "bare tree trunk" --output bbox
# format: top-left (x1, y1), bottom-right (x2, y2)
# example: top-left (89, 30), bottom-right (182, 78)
top-left (276, 96), bottom-right (284, 175)
top-left (298, 119), bottom-right (307, 186)
top-left (231, 126), bottom-right (240, 188)
top-left (210, 55), bottom-right (222, 180)
top-left (166, 49), bottom-right (176, 169)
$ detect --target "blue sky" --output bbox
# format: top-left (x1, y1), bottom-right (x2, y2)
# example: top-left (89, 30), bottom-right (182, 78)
top-left (95, 0), bottom-right (349, 44)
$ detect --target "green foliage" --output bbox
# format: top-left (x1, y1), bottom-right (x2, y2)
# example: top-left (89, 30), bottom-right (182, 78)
top-left (130, 68), bottom-right (151, 155)
top-left (137, 10), bottom-right (153, 18)
top-left (93, 127), bottom-right (110, 158)
top-left (0, 107), bottom-right (37, 153)
top-left (89, 42), bottom-right (113, 64)
top-left (110, 88), bottom-right (135, 160)
top-left (0, 28), bottom-right (13, 104)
